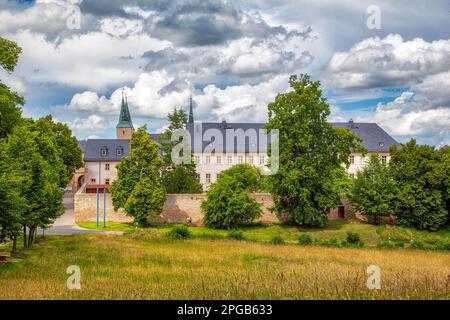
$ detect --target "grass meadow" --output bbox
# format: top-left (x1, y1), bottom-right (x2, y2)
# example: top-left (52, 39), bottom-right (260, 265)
top-left (0, 230), bottom-right (449, 300)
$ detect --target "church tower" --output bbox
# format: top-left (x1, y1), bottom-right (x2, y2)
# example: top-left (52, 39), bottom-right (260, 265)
top-left (188, 95), bottom-right (194, 123)
top-left (116, 90), bottom-right (135, 140)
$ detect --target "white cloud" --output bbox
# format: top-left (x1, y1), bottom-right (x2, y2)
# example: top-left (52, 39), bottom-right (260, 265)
top-left (326, 34), bottom-right (450, 89)
top-left (350, 72), bottom-right (450, 146)
top-left (65, 71), bottom-right (290, 123)
top-left (66, 114), bottom-right (107, 132)
top-left (6, 30), bottom-right (168, 91)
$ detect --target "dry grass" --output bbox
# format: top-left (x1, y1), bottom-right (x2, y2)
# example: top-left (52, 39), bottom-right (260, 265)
top-left (0, 233), bottom-right (449, 300)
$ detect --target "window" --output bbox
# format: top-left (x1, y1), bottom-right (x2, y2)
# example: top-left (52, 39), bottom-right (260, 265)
top-left (105, 179), bottom-right (110, 185)
top-left (227, 156), bottom-right (233, 164)
top-left (100, 147), bottom-right (108, 157)
top-left (206, 156), bottom-right (211, 164)
top-left (349, 155), bottom-right (355, 164)
top-left (116, 147), bottom-right (123, 156)
top-left (206, 173), bottom-right (211, 184)
top-left (349, 173), bottom-right (355, 179)
top-left (194, 156), bottom-right (200, 164)
top-left (381, 155), bottom-right (387, 165)
top-left (216, 173), bottom-right (220, 181)
top-left (259, 156), bottom-right (265, 165)
top-left (216, 156), bottom-right (222, 164)
top-left (105, 163), bottom-right (110, 171)
top-left (247, 156), bottom-right (253, 164)
top-left (90, 178), bottom-right (96, 183)
top-left (238, 155), bottom-right (244, 164)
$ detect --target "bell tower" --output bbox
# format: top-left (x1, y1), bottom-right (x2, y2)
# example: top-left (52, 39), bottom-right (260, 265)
top-left (116, 90), bottom-right (135, 140)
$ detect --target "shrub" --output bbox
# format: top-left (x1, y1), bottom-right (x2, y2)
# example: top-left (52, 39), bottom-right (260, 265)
top-left (202, 172), bottom-right (262, 229)
top-left (228, 230), bottom-right (245, 241)
top-left (167, 224), bottom-right (191, 240)
top-left (435, 241), bottom-right (450, 251)
top-left (410, 240), bottom-right (428, 250)
top-left (320, 237), bottom-right (340, 247)
top-left (270, 235), bottom-right (285, 245)
top-left (298, 233), bottom-right (313, 245)
top-left (346, 232), bottom-right (361, 244)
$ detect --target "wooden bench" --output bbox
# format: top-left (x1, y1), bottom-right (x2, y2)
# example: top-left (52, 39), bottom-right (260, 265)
top-left (0, 252), bottom-right (11, 265)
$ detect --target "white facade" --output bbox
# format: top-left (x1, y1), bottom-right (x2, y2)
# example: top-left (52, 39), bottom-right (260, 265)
top-left (194, 151), bottom-right (392, 189)
top-left (85, 161), bottom-right (120, 186)
top-left (346, 152), bottom-right (391, 178)
top-left (194, 152), bottom-right (268, 188)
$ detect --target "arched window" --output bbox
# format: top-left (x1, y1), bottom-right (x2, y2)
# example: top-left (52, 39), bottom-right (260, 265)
top-left (116, 146), bottom-right (123, 156)
top-left (100, 147), bottom-right (108, 157)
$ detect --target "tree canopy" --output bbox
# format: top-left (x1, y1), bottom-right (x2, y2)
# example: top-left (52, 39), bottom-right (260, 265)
top-left (159, 107), bottom-right (202, 193)
top-left (264, 74), bottom-right (364, 227)
top-left (389, 140), bottom-right (448, 231)
top-left (0, 37), bottom-right (23, 138)
top-left (201, 164), bottom-right (262, 229)
top-left (348, 154), bottom-right (397, 222)
top-left (111, 126), bottom-right (166, 225)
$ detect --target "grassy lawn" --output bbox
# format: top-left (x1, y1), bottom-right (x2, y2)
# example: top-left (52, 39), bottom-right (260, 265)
top-left (0, 232), bottom-right (449, 299)
top-left (77, 220), bottom-right (450, 247)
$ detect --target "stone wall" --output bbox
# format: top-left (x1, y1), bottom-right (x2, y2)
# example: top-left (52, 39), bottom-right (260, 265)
top-left (74, 191), bottom-right (358, 224)
top-left (74, 189), bottom-right (133, 222)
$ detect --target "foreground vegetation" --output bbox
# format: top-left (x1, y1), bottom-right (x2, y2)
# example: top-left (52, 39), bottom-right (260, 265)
top-left (0, 232), bottom-right (448, 299)
top-left (77, 221), bottom-right (450, 250)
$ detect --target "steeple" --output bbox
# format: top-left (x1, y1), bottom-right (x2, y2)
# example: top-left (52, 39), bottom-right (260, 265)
top-left (116, 89), bottom-right (135, 139)
top-left (188, 95), bottom-right (194, 123)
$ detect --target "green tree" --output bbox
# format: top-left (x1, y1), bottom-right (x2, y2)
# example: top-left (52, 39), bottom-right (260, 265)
top-left (41, 115), bottom-right (83, 186)
top-left (436, 146), bottom-right (450, 225)
top-left (389, 140), bottom-right (448, 231)
top-left (111, 126), bottom-right (166, 225)
top-left (162, 166), bottom-right (202, 194)
top-left (348, 154), bottom-right (397, 223)
top-left (264, 74), bottom-right (364, 227)
top-left (201, 164), bottom-right (262, 229)
top-left (4, 122), bottom-right (64, 247)
top-left (159, 107), bottom-right (189, 166)
top-left (0, 143), bottom-right (27, 252)
top-left (0, 37), bottom-right (23, 138)
top-left (159, 107), bottom-right (202, 193)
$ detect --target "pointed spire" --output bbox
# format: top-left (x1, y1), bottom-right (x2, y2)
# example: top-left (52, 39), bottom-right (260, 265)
top-left (117, 88), bottom-right (134, 129)
top-left (188, 95), bottom-right (194, 123)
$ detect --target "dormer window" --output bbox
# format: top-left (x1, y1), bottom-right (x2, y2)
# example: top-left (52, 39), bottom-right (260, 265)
top-left (100, 147), bottom-right (108, 157)
top-left (116, 146), bottom-right (123, 156)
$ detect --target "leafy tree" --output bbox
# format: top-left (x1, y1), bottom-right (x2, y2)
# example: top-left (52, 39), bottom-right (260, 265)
top-left (218, 164), bottom-right (261, 191)
top-left (111, 126), bottom-right (166, 225)
top-left (162, 166), bottom-right (202, 194)
top-left (4, 123), bottom-right (64, 247)
top-left (348, 154), bottom-right (397, 223)
top-left (39, 115), bottom-right (83, 186)
top-left (436, 146), bottom-right (450, 225)
top-left (201, 165), bottom-right (262, 229)
top-left (159, 107), bottom-right (189, 166)
top-left (264, 74), bottom-right (364, 227)
top-left (0, 144), bottom-right (26, 252)
top-left (0, 37), bottom-right (23, 138)
top-left (389, 140), bottom-right (448, 231)
top-left (159, 107), bottom-right (202, 193)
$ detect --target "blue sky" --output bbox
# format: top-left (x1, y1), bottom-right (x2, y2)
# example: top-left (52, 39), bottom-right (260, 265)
top-left (0, 0), bottom-right (449, 146)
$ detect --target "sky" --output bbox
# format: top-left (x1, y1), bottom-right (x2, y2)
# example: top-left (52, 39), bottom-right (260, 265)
top-left (0, 0), bottom-right (449, 146)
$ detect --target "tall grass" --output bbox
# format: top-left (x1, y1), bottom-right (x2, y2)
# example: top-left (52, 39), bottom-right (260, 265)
top-left (0, 233), bottom-right (449, 299)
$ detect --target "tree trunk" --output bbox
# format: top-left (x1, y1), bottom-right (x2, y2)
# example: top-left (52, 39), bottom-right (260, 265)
top-left (12, 237), bottom-right (17, 253)
top-left (23, 225), bottom-right (27, 248)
